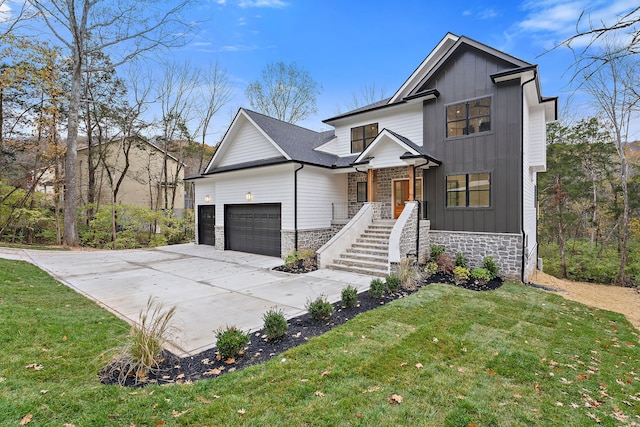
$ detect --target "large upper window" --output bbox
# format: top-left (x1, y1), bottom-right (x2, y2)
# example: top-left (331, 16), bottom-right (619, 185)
top-left (446, 173), bottom-right (491, 207)
top-left (446, 97), bottom-right (491, 137)
top-left (351, 123), bottom-right (378, 153)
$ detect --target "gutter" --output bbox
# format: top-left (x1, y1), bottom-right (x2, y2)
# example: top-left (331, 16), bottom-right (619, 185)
top-left (294, 163), bottom-right (304, 251)
top-left (521, 71), bottom-right (537, 282)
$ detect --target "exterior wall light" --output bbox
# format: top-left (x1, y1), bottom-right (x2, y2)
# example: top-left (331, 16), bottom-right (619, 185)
top-left (245, 192), bottom-right (252, 201)
top-left (204, 195), bottom-right (211, 203)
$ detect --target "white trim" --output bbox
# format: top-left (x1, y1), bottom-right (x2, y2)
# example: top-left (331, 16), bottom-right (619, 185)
top-left (354, 129), bottom-right (420, 164)
top-left (389, 33), bottom-right (459, 104)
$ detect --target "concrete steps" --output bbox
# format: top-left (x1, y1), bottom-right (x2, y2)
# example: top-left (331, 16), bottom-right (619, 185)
top-left (326, 220), bottom-right (394, 277)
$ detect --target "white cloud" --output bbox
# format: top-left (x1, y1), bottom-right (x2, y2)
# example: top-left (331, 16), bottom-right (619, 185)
top-left (478, 9), bottom-right (499, 19)
top-left (0, 3), bottom-right (13, 20)
top-left (216, 0), bottom-right (227, 4)
top-left (463, 10), bottom-right (472, 16)
top-left (238, 0), bottom-right (288, 8)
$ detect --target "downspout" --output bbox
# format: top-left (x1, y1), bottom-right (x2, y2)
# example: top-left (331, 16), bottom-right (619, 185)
top-left (521, 72), bottom-right (537, 282)
top-left (294, 163), bottom-right (304, 251)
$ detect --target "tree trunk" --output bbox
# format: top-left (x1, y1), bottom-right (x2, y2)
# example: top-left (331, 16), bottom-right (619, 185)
top-left (63, 51), bottom-right (82, 247)
top-left (617, 157), bottom-right (630, 285)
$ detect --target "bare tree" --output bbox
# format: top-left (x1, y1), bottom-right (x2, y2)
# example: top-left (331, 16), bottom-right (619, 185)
top-left (245, 61), bottom-right (320, 124)
top-left (563, 7), bottom-right (640, 56)
top-left (580, 38), bottom-right (640, 285)
top-left (26, 0), bottom-right (193, 246)
top-left (345, 83), bottom-right (387, 111)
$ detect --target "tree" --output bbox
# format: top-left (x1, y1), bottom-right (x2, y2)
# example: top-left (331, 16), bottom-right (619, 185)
top-left (579, 39), bottom-right (639, 286)
top-left (245, 61), bottom-right (320, 124)
top-left (344, 83), bottom-right (387, 111)
top-left (26, 0), bottom-right (193, 246)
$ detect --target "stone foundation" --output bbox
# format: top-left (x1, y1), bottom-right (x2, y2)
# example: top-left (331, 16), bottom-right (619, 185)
top-left (281, 226), bottom-right (344, 258)
top-left (428, 230), bottom-right (523, 280)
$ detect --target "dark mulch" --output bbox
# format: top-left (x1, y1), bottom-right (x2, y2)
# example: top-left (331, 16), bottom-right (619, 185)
top-left (100, 272), bottom-right (502, 387)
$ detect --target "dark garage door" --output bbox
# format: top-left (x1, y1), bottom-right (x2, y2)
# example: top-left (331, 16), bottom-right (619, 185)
top-left (198, 205), bottom-right (216, 245)
top-left (225, 204), bottom-right (281, 257)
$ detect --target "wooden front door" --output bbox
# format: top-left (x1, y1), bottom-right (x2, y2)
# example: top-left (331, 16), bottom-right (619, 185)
top-left (393, 178), bottom-right (422, 219)
top-left (393, 180), bottom-right (410, 219)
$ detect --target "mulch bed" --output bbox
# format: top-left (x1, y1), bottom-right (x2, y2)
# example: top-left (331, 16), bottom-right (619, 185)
top-left (100, 271), bottom-right (502, 387)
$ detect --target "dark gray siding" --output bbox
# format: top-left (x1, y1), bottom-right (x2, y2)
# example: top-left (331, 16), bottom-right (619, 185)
top-left (422, 45), bottom-right (523, 233)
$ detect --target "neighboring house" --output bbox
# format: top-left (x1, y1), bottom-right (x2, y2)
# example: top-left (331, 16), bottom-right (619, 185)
top-left (188, 33), bottom-right (557, 282)
top-left (77, 137), bottom-right (185, 215)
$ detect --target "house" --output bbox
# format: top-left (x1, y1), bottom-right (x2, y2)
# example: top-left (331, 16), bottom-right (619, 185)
top-left (188, 33), bottom-right (557, 282)
top-left (77, 137), bottom-right (185, 215)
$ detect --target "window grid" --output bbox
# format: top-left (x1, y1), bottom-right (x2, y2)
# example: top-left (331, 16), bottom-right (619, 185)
top-left (447, 97), bottom-right (491, 137)
top-left (446, 173), bottom-right (490, 207)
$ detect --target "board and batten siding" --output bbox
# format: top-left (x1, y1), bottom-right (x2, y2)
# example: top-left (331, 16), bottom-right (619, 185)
top-left (422, 46), bottom-right (523, 233)
top-left (212, 164), bottom-right (294, 229)
top-left (296, 166), bottom-right (347, 229)
top-left (217, 117), bottom-right (283, 168)
top-left (333, 103), bottom-right (423, 157)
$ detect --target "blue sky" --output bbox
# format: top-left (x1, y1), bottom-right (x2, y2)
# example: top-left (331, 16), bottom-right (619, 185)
top-left (171, 0), bottom-right (638, 140)
top-left (2, 0), bottom-right (638, 141)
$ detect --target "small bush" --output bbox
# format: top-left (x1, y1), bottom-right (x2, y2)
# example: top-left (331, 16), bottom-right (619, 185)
top-left (471, 268), bottom-right (492, 284)
top-left (430, 245), bottom-right (445, 260)
top-left (482, 256), bottom-right (500, 279)
top-left (262, 308), bottom-right (288, 340)
top-left (453, 266), bottom-right (470, 285)
top-left (385, 274), bottom-right (401, 293)
top-left (341, 285), bottom-right (359, 308)
top-left (369, 278), bottom-right (386, 298)
top-left (424, 261), bottom-right (438, 277)
top-left (284, 249), bottom-right (316, 269)
top-left (306, 295), bottom-right (333, 321)
top-left (215, 326), bottom-right (250, 359)
top-left (455, 252), bottom-right (468, 268)
top-left (435, 253), bottom-right (454, 275)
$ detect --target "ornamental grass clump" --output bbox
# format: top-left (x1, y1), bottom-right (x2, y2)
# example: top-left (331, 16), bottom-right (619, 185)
top-left (262, 308), bottom-right (288, 341)
top-left (104, 297), bottom-right (178, 385)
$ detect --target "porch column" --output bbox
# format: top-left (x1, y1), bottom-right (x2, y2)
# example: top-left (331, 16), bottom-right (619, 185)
top-left (367, 169), bottom-right (377, 202)
top-left (408, 165), bottom-right (415, 201)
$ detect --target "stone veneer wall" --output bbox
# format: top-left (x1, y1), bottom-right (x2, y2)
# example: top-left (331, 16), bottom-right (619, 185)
top-left (347, 167), bottom-right (410, 220)
top-left (281, 226), bottom-right (344, 258)
top-left (428, 230), bottom-right (523, 280)
top-left (214, 226), bottom-right (224, 251)
top-left (419, 220), bottom-right (430, 263)
top-left (390, 202), bottom-right (418, 275)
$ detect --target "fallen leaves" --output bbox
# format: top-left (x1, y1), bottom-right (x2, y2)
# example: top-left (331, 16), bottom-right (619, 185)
top-left (388, 394), bottom-right (403, 404)
top-left (25, 363), bottom-right (43, 371)
top-left (20, 414), bottom-right (32, 425)
top-left (314, 390), bottom-right (325, 398)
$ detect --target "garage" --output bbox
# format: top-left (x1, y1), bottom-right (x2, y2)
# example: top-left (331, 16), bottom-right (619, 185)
top-left (198, 205), bottom-right (216, 245)
top-left (225, 204), bottom-right (281, 257)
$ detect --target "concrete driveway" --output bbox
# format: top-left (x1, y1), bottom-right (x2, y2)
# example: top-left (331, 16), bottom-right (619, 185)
top-left (0, 244), bottom-right (374, 356)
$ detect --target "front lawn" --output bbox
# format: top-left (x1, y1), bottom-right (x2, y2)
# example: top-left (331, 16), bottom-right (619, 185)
top-left (1, 258), bottom-right (639, 426)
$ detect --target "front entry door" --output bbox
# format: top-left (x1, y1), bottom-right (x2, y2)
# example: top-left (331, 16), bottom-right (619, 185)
top-left (393, 179), bottom-right (422, 219)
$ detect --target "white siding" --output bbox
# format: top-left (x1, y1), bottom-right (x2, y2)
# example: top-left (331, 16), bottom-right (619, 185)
top-left (297, 166), bottom-right (347, 229)
top-left (212, 164), bottom-right (294, 229)
top-left (522, 97), bottom-right (537, 266)
top-left (528, 107), bottom-right (546, 172)
top-left (218, 117), bottom-right (283, 167)
top-left (333, 103), bottom-right (423, 157)
top-left (368, 141), bottom-right (411, 169)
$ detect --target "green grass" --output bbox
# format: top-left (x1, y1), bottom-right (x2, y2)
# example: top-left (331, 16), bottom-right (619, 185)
top-left (1, 258), bottom-right (640, 426)
top-left (0, 242), bottom-right (70, 250)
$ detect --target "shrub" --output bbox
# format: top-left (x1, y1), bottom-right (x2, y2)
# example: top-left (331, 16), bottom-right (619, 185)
top-left (306, 295), bottom-right (333, 321)
top-left (262, 308), bottom-right (288, 340)
top-left (471, 268), bottom-right (492, 284)
top-left (424, 261), bottom-right (438, 277)
top-left (455, 252), bottom-right (468, 268)
top-left (430, 245), bottom-right (445, 260)
top-left (341, 285), bottom-right (359, 308)
top-left (385, 274), bottom-right (401, 293)
top-left (105, 297), bottom-right (177, 385)
top-left (215, 326), bottom-right (250, 359)
top-left (369, 278), bottom-right (386, 298)
top-left (284, 249), bottom-right (316, 270)
top-left (482, 256), bottom-right (500, 279)
top-left (435, 253), bottom-right (454, 275)
top-left (453, 266), bottom-right (470, 285)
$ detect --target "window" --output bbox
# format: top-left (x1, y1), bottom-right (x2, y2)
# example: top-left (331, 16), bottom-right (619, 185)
top-left (356, 181), bottom-right (368, 202)
top-left (446, 173), bottom-right (490, 207)
top-left (351, 123), bottom-right (378, 153)
top-left (446, 97), bottom-right (491, 137)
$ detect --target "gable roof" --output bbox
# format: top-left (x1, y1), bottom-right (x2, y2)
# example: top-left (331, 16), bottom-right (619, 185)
top-left (202, 108), bottom-right (356, 176)
top-left (354, 128), bottom-right (441, 167)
